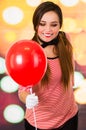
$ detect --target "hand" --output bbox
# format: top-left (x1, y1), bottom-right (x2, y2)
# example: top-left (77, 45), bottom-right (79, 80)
top-left (26, 93), bottom-right (39, 109)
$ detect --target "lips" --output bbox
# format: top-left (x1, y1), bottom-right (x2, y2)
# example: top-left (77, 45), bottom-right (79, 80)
top-left (43, 33), bottom-right (53, 37)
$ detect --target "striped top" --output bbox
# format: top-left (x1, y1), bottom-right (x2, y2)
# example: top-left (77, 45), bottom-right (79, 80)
top-left (18, 57), bottom-right (78, 129)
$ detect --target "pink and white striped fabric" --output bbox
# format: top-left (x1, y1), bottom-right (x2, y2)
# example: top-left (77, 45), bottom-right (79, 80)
top-left (18, 57), bottom-right (78, 129)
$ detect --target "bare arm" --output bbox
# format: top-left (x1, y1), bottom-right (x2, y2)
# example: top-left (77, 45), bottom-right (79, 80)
top-left (18, 85), bottom-right (31, 104)
top-left (18, 91), bottom-right (30, 104)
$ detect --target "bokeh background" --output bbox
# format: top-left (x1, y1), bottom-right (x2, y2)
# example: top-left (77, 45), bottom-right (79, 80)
top-left (0, 0), bottom-right (86, 130)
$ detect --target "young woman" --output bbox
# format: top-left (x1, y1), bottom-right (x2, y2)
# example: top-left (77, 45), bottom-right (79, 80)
top-left (18, 1), bottom-right (78, 130)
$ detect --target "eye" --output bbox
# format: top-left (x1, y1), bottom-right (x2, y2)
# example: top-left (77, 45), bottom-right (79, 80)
top-left (39, 22), bottom-right (45, 26)
top-left (51, 24), bottom-right (58, 27)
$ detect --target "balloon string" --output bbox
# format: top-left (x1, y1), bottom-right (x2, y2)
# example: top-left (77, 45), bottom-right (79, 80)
top-left (30, 88), bottom-right (37, 130)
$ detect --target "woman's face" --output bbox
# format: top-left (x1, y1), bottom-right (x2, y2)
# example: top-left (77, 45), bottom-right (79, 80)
top-left (37, 11), bottom-right (60, 42)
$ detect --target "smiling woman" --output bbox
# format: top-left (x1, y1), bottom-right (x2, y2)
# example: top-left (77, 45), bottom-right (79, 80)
top-left (0, 0), bottom-right (86, 130)
top-left (37, 11), bottom-right (60, 42)
top-left (18, 1), bottom-right (78, 130)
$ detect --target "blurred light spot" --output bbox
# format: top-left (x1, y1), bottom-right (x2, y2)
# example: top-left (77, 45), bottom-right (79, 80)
top-left (73, 31), bottom-right (86, 65)
top-left (26, 0), bottom-right (41, 7)
top-left (0, 57), bottom-right (6, 74)
top-left (5, 31), bottom-right (17, 42)
top-left (73, 71), bottom-right (84, 89)
top-left (2, 6), bottom-right (24, 25)
top-left (63, 18), bottom-right (77, 33)
top-left (81, 0), bottom-right (86, 3)
top-left (79, 79), bottom-right (86, 88)
top-left (3, 104), bottom-right (24, 123)
top-left (60, 0), bottom-right (79, 6)
top-left (19, 24), bottom-right (34, 39)
top-left (42, 0), bottom-right (59, 4)
top-left (74, 85), bottom-right (86, 104)
top-left (0, 76), bottom-right (18, 93)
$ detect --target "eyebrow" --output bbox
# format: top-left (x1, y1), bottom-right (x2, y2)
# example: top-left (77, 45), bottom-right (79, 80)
top-left (40, 20), bottom-right (59, 23)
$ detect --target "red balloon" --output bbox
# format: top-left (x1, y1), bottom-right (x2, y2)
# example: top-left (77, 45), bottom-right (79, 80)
top-left (5, 40), bottom-right (47, 87)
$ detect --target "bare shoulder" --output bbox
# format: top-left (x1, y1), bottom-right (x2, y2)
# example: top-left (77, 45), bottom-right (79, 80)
top-left (65, 32), bottom-right (71, 42)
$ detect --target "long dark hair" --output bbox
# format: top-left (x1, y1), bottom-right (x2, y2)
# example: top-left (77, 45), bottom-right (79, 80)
top-left (32, 1), bottom-right (74, 89)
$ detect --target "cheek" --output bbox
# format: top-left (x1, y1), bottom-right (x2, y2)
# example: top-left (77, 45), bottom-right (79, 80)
top-left (37, 27), bottom-right (43, 34)
top-left (37, 30), bottom-right (41, 36)
top-left (53, 26), bottom-right (60, 32)
top-left (53, 29), bottom-right (59, 35)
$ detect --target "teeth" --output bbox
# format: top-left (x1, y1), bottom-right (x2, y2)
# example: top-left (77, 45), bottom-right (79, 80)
top-left (43, 33), bottom-right (52, 36)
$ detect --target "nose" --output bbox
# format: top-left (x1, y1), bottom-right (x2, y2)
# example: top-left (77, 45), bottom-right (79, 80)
top-left (45, 25), bottom-right (51, 31)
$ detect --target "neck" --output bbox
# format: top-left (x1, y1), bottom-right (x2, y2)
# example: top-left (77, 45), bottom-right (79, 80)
top-left (38, 36), bottom-right (59, 48)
